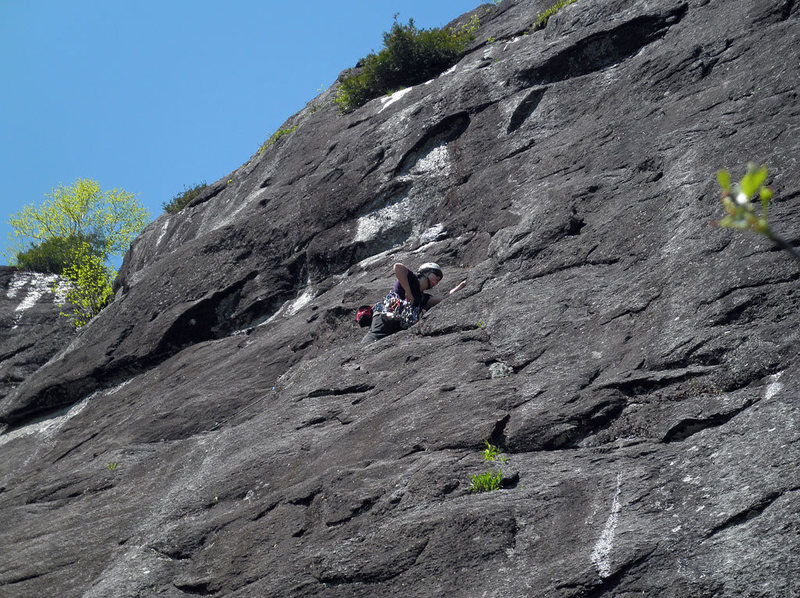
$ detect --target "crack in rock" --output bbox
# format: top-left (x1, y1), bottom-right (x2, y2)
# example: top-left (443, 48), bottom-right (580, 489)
top-left (507, 87), bottom-right (547, 134)
top-left (704, 486), bottom-right (800, 540)
top-left (519, 5), bottom-right (689, 87)
top-left (305, 384), bottom-right (374, 400)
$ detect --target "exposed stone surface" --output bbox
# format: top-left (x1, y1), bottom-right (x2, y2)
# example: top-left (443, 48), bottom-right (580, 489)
top-left (1, 0), bottom-right (799, 596)
top-left (0, 267), bottom-right (75, 406)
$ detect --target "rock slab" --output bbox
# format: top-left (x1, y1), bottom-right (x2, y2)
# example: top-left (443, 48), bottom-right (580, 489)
top-left (0, 1), bottom-right (798, 596)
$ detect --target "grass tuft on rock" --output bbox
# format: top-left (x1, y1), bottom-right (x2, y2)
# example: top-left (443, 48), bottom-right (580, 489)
top-left (258, 125), bottom-right (299, 155)
top-left (530, 0), bottom-right (578, 32)
top-left (470, 469), bottom-right (503, 493)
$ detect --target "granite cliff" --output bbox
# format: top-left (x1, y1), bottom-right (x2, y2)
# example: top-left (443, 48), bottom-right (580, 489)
top-left (0, 268), bottom-right (75, 408)
top-left (1, 0), bottom-right (798, 596)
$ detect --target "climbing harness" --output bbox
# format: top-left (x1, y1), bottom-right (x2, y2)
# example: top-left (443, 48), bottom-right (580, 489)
top-left (372, 291), bottom-right (421, 329)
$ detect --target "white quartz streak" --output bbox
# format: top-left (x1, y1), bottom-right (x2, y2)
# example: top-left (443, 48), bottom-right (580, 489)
top-left (591, 472), bottom-right (623, 578)
top-left (6, 272), bottom-right (61, 328)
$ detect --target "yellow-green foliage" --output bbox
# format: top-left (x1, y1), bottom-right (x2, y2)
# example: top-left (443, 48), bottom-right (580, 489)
top-left (482, 440), bottom-right (508, 463)
top-left (715, 164), bottom-right (800, 264)
top-left (7, 178), bottom-right (149, 327)
top-left (258, 125), bottom-right (298, 154)
top-left (335, 16), bottom-right (479, 113)
top-left (7, 178), bottom-right (150, 261)
top-left (469, 469), bottom-right (502, 493)
top-left (55, 242), bottom-right (115, 328)
top-left (531, 0), bottom-right (578, 32)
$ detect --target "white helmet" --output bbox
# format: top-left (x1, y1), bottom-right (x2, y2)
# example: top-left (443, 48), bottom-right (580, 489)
top-left (418, 262), bottom-right (443, 279)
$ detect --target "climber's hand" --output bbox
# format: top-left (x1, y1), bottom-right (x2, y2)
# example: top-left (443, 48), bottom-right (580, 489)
top-left (450, 280), bottom-right (467, 294)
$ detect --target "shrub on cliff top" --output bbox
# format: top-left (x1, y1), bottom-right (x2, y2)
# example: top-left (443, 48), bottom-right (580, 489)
top-left (163, 182), bottom-right (207, 214)
top-left (335, 16), bottom-right (479, 113)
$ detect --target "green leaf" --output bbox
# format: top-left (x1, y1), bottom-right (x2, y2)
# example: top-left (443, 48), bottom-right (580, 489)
top-left (717, 169), bottom-right (731, 192)
top-left (740, 164), bottom-right (768, 199)
top-left (759, 186), bottom-right (773, 215)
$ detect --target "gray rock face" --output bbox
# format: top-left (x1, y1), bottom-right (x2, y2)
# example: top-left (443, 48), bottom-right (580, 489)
top-left (1, 0), bottom-right (799, 596)
top-left (0, 267), bottom-right (75, 408)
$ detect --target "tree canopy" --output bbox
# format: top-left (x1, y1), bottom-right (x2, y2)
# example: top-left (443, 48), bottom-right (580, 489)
top-left (6, 178), bottom-right (150, 327)
top-left (7, 178), bottom-right (150, 263)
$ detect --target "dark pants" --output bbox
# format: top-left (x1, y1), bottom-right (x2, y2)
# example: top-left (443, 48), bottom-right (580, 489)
top-left (362, 314), bottom-right (403, 343)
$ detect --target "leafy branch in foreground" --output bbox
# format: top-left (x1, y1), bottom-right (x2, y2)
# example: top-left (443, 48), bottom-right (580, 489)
top-left (715, 164), bottom-right (800, 264)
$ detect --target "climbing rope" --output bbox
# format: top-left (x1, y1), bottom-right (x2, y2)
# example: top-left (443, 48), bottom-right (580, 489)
top-left (372, 291), bottom-right (420, 329)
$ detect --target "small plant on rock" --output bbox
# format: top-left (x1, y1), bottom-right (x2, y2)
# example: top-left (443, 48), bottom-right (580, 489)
top-left (469, 440), bottom-right (509, 493)
top-left (482, 440), bottom-right (508, 463)
top-left (470, 469), bottom-right (503, 493)
top-left (715, 164), bottom-right (800, 264)
top-left (530, 0), bottom-right (578, 32)
top-left (258, 125), bottom-right (299, 154)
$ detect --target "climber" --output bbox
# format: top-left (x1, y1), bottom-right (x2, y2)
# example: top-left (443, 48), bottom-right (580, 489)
top-left (362, 262), bottom-right (466, 343)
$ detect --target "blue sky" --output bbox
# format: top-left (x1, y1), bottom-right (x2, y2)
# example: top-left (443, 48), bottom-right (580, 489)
top-left (0, 0), bottom-right (481, 266)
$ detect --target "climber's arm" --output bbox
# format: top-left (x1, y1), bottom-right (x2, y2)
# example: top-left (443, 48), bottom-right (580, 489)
top-left (426, 280), bottom-right (467, 309)
top-left (393, 263), bottom-right (415, 301)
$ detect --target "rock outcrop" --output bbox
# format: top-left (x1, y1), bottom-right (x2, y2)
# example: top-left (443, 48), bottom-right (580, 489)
top-left (1, 0), bottom-right (798, 596)
top-left (0, 267), bottom-right (75, 407)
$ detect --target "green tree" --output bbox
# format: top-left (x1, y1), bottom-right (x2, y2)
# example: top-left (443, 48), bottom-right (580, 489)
top-left (15, 234), bottom-right (104, 275)
top-left (7, 178), bottom-right (150, 327)
top-left (57, 242), bottom-right (115, 328)
top-left (7, 178), bottom-right (149, 261)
